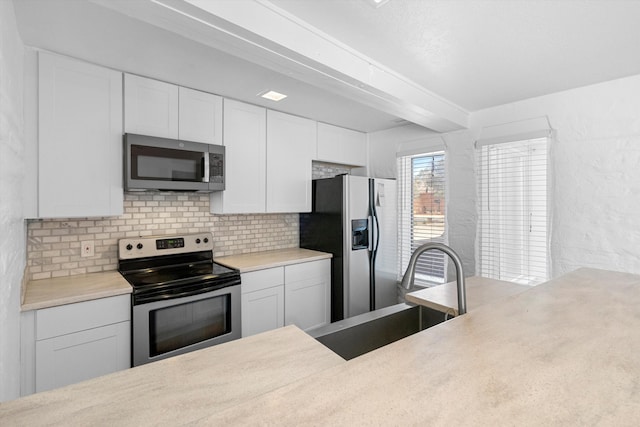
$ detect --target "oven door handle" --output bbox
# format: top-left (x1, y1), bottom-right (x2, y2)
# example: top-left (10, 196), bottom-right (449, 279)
top-left (133, 280), bottom-right (240, 305)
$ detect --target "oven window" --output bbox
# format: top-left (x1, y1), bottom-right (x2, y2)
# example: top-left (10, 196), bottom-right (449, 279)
top-left (149, 294), bottom-right (231, 357)
top-left (132, 144), bottom-right (204, 182)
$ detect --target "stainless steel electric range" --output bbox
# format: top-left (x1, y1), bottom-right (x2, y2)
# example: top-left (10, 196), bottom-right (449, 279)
top-left (118, 233), bottom-right (241, 366)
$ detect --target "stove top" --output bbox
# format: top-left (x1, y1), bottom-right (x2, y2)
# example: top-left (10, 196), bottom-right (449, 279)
top-left (121, 260), bottom-right (237, 288)
top-left (117, 233), bottom-right (240, 305)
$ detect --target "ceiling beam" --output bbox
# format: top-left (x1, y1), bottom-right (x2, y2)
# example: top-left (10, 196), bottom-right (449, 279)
top-left (93, 0), bottom-right (469, 132)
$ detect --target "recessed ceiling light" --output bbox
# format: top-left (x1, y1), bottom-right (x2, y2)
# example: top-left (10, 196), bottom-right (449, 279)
top-left (362, 0), bottom-right (390, 8)
top-left (259, 90), bottom-right (288, 102)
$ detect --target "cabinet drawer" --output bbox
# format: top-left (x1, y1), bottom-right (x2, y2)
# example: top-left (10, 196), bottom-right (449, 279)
top-left (35, 321), bottom-right (130, 392)
top-left (285, 259), bottom-right (330, 283)
top-left (36, 295), bottom-right (130, 340)
top-left (241, 267), bottom-right (284, 294)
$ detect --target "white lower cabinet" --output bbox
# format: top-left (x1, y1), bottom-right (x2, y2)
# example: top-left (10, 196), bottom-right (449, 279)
top-left (35, 322), bottom-right (130, 393)
top-left (284, 259), bottom-right (331, 331)
top-left (21, 295), bottom-right (131, 395)
top-left (240, 267), bottom-right (285, 337)
top-left (240, 259), bottom-right (330, 337)
top-left (241, 285), bottom-right (285, 338)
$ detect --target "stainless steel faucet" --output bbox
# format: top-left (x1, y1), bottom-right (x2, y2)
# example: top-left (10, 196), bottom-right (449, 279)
top-left (400, 242), bottom-right (467, 315)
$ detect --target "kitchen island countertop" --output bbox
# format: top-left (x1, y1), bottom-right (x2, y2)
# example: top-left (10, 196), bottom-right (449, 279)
top-left (0, 325), bottom-right (344, 425)
top-left (406, 275), bottom-right (529, 316)
top-left (5, 267), bottom-right (640, 425)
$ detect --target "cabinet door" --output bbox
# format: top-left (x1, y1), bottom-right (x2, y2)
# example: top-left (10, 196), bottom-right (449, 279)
top-left (38, 52), bottom-right (123, 218)
top-left (124, 74), bottom-right (178, 138)
top-left (241, 286), bottom-right (285, 337)
top-left (266, 111), bottom-right (315, 213)
top-left (178, 86), bottom-right (222, 145)
top-left (284, 260), bottom-right (331, 331)
top-left (316, 122), bottom-right (366, 167)
top-left (35, 321), bottom-right (130, 393)
top-left (211, 99), bottom-right (266, 214)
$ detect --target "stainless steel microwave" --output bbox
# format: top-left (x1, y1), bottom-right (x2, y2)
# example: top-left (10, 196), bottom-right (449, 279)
top-left (124, 133), bottom-right (225, 192)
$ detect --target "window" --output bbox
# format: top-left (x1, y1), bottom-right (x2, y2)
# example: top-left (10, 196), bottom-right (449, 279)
top-left (477, 137), bottom-right (548, 285)
top-left (398, 151), bottom-right (446, 285)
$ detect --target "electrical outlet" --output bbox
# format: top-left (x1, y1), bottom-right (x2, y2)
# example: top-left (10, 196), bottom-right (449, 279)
top-left (81, 240), bottom-right (95, 257)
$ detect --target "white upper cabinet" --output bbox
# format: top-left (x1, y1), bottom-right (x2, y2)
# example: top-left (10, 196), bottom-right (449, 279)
top-left (38, 52), bottom-right (123, 218)
top-left (316, 122), bottom-right (367, 167)
top-left (266, 111), bottom-right (315, 213)
top-left (124, 74), bottom-right (179, 139)
top-left (212, 105), bottom-right (315, 214)
top-left (124, 75), bottom-right (222, 144)
top-left (211, 99), bottom-right (267, 214)
top-left (178, 86), bottom-right (223, 145)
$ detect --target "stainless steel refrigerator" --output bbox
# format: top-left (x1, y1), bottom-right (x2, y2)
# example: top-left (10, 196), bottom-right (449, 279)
top-left (300, 175), bottom-right (397, 322)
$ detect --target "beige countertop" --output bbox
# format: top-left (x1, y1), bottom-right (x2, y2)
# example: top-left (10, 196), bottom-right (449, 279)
top-left (196, 268), bottom-right (640, 425)
top-left (0, 325), bottom-right (344, 425)
top-left (406, 275), bottom-right (529, 316)
top-left (22, 271), bottom-right (132, 311)
top-left (7, 267), bottom-right (640, 425)
top-left (21, 247), bottom-right (331, 310)
top-left (214, 247), bottom-right (332, 272)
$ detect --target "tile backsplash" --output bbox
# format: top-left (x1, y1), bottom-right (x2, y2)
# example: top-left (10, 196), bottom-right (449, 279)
top-left (312, 162), bottom-right (353, 179)
top-left (26, 162), bottom-right (352, 281)
top-left (27, 193), bottom-right (298, 281)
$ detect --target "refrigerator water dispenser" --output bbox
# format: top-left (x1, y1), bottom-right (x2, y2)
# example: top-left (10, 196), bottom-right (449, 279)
top-left (351, 219), bottom-right (369, 250)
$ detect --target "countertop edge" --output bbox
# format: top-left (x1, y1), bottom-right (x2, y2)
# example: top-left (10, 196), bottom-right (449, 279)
top-left (214, 249), bottom-right (332, 273)
top-left (405, 276), bottom-right (530, 316)
top-left (21, 287), bottom-right (132, 312)
top-left (405, 294), bottom-right (457, 315)
top-left (21, 271), bottom-right (132, 312)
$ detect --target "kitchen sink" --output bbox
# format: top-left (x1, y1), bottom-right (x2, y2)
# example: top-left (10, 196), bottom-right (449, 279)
top-left (309, 303), bottom-right (450, 360)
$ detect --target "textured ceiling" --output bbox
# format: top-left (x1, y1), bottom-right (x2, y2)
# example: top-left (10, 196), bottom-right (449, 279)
top-left (269, 0), bottom-right (640, 111)
top-left (13, 0), bottom-right (640, 132)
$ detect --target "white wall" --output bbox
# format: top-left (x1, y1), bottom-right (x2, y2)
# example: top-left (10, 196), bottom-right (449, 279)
top-left (0, 0), bottom-right (26, 402)
top-left (367, 124), bottom-right (476, 277)
top-left (370, 73), bottom-right (640, 281)
top-left (472, 74), bottom-right (640, 277)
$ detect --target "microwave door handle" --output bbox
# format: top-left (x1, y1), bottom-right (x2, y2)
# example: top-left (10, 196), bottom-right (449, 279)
top-left (203, 152), bottom-right (210, 183)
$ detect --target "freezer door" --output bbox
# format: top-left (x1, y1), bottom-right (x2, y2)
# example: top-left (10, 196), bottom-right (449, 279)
top-left (371, 178), bottom-right (398, 309)
top-left (344, 175), bottom-right (371, 318)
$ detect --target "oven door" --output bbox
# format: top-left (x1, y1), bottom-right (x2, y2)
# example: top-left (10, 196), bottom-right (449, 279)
top-left (132, 284), bottom-right (240, 366)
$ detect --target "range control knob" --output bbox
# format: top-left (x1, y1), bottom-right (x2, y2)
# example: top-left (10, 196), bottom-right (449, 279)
top-left (126, 244), bottom-right (133, 251)
top-left (136, 243), bottom-right (143, 250)
top-left (196, 238), bottom-right (201, 244)
top-left (203, 238), bottom-right (209, 244)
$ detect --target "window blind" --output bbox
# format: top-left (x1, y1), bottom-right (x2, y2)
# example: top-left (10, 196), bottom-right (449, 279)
top-left (477, 137), bottom-right (548, 285)
top-left (397, 151), bottom-right (446, 285)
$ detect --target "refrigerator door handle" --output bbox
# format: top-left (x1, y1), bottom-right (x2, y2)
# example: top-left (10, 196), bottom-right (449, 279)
top-left (367, 215), bottom-right (374, 252)
top-left (372, 209), bottom-right (380, 254)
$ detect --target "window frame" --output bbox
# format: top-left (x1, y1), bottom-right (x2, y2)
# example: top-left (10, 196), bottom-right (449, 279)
top-left (397, 150), bottom-right (447, 287)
